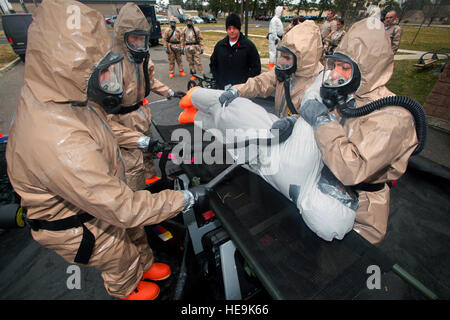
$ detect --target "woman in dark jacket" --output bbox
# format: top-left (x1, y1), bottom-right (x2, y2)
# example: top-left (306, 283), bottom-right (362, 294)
top-left (210, 13), bottom-right (261, 90)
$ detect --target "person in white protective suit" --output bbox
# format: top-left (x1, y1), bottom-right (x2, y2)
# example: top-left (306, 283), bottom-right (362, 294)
top-left (179, 87), bottom-right (358, 241)
top-left (268, 6), bottom-right (284, 70)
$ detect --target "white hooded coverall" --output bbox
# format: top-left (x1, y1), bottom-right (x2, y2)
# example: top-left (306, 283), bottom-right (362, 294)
top-left (268, 6), bottom-right (284, 64)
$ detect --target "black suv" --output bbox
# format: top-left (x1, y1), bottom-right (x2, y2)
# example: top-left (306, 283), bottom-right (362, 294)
top-left (138, 4), bottom-right (162, 46)
top-left (2, 13), bottom-right (33, 62)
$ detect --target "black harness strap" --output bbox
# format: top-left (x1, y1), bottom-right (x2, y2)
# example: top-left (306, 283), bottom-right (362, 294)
top-left (117, 101), bottom-right (142, 114)
top-left (351, 182), bottom-right (388, 195)
top-left (26, 212), bottom-right (95, 265)
top-left (143, 53), bottom-right (151, 99)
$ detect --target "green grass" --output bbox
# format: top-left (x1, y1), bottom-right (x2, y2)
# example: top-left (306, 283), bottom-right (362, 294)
top-left (399, 27), bottom-right (450, 52)
top-left (386, 59), bottom-right (444, 105)
top-left (0, 44), bottom-right (18, 69)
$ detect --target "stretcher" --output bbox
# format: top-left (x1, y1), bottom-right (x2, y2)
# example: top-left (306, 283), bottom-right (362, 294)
top-left (152, 119), bottom-right (439, 300)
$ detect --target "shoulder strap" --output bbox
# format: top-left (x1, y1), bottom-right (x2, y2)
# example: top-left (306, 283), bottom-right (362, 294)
top-left (143, 53), bottom-right (150, 98)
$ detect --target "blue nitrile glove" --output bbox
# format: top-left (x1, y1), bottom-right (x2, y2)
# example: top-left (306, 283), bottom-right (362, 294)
top-left (299, 99), bottom-right (333, 129)
top-left (165, 47), bottom-right (169, 54)
top-left (200, 48), bottom-right (204, 54)
top-left (218, 85), bottom-right (239, 107)
top-left (270, 116), bottom-right (297, 143)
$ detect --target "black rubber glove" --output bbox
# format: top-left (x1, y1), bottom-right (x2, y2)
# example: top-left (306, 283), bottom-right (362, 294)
top-left (147, 138), bottom-right (166, 154)
top-left (173, 91), bottom-right (186, 99)
top-left (168, 90), bottom-right (186, 100)
top-left (270, 116), bottom-right (297, 143)
top-left (188, 185), bottom-right (211, 214)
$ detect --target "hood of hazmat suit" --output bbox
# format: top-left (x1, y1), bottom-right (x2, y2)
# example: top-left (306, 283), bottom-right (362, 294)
top-left (274, 6), bottom-right (283, 18)
top-left (235, 20), bottom-right (323, 117)
top-left (6, 0), bottom-right (184, 298)
top-left (311, 18), bottom-right (418, 244)
top-left (189, 87), bottom-right (357, 241)
top-left (113, 2), bottom-right (152, 107)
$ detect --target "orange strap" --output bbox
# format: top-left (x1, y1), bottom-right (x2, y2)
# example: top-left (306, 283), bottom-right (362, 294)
top-left (145, 176), bottom-right (161, 185)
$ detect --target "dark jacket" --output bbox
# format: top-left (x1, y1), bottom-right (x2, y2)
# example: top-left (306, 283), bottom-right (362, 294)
top-left (209, 33), bottom-right (261, 90)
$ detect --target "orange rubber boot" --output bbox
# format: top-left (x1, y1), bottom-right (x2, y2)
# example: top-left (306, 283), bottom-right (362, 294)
top-left (267, 62), bottom-right (275, 70)
top-left (179, 86), bottom-right (200, 110)
top-left (142, 262), bottom-right (171, 281)
top-left (190, 75), bottom-right (196, 81)
top-left (179, 71), bottom-right (186, 77)
top-left (169, 73), bottom-right (175, 78)
top-left (179, 107), bottom-right (197, 124)
top-left (121, 281), bottom-right (160, 300)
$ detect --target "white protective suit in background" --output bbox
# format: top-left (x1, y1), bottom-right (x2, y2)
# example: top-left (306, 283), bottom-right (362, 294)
top-left (190, 88), bottom-right (358, 241)
top-left (268, 6), bottom-right (284, 65)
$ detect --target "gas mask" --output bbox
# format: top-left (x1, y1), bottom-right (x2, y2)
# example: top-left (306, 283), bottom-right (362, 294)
top-left (186, 20), bottom-right (193, 28)
top-left (170, 21), bottom-right (176, 30)
top-left (87, 51), bottom-right (124, 114)
top-left (274, 46), bottom-right (297, 83)
top-left (320, 52), bottom-right (361, 110)
top-left (124, 29), bottom-right (150, 63)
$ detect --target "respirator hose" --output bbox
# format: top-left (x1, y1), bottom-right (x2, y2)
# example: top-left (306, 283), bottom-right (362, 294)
top-left (339, 96), bottom-right (427, 155)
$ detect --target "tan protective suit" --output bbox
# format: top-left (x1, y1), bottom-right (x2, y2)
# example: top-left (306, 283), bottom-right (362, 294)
top-left (324, 29), bottom-right (346, 53)
top-left (313, 18), bottom-right (418, 244)
top-left (321, 17), bottom-right (337, 41)
top-left (385, 18), bottom-right (402, 54)
top-left (6, 0), bottom-right (184, 298)
top-left (234, 21), bottom-right (323, 117)
top-left (181, 24), bottom-right (204, 74)
top-left (163, 25), bottom-right (184, 74)
top-left (108, 3), bottom-right (172, 191)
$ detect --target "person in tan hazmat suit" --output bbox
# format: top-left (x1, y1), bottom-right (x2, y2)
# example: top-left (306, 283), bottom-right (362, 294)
top-left (107, 3), bottom-right (185, 192)
top-left (218, 20), bottom-right (323, 118)
top-left (6, 0), bottom-right (208, 300)
top-left (275, 18), bottom-right (420, 244)
top-left (181, 16), bottom-right (204, 81)
top-left (163, 18), bottom-right (186, 78)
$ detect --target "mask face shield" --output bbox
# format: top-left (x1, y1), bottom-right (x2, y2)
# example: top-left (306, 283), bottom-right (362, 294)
top-left (87, 51), bottom-right (124, 114)
top-left (124, 30), bottom-right (149, 54)
top-left (275, 48), bottom-right (296, 72)
top-left (322, 57), bottom-right (354, 89)
top-left (99, 61), bottom-right (123, 94)
top-left (170, 20), bottom-right (176, 29)
top-left (319, 52), bottom-right (361, 110)
top-left (275, 46), bottom-right (297, 82)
